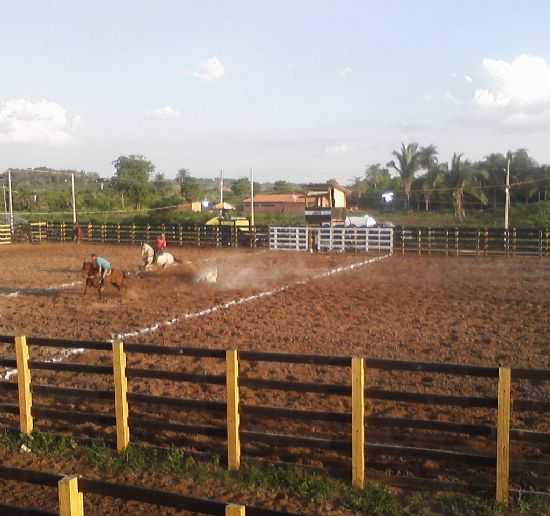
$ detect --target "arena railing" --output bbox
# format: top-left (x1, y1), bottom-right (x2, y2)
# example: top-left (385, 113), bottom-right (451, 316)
top-left (23, 220), bottom-right (550, 256)
top-left (0, 334), bottom-right (549, 505)
top-left (0, 465), bottom-right (294, 516)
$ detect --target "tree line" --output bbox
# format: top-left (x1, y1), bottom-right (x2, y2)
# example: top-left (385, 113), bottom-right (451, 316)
top-left (353, 145), bottom-right (550, 220)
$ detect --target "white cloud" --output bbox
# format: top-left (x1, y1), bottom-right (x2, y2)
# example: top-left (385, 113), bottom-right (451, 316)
top-left (148, 106), bottom-right (180, 120)
top-left (193, 57), bottom-right (225, 81)
top-left (0, 98), bottom-right (79, 145)
top-left (445, 91), bottom-right (463, 105)
top-left (473, 54), bottom-right (550, 108)
top-left (325, 143), bottom-right (351, 154)
top-left (465, 75), bottom-right (473, 83)
top-left (339, 66), bottom-right (352, 79)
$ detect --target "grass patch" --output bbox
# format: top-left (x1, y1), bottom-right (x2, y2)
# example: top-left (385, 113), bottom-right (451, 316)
top-left (1, 430), bottom-right (547, 515)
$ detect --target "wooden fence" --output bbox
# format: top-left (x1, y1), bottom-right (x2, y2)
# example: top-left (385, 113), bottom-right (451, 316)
top-left (0, 465), bottom-right (293, 515)
top-left (17, 222), bottom-right (550, 256)
top-left (41, 222), bottom-right (270, 249)
top-left (1, 335), bottom-right (549, 504)
top-left (395, 227), bottom-right (550, 257)
top-left (0, 224), bottom-right (11, 245)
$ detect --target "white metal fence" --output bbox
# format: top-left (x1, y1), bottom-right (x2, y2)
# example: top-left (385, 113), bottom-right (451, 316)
top-left (269, 226), bottom-right (311, 251)
top-left (269, 226), bottom-right (394, 253)
top-left (318, 226), bottom-right (393, 252)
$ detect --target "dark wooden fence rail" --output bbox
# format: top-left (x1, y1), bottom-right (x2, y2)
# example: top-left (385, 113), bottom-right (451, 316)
top-left (395, 227), bottom-right (550, 257)
top-left (35, 222), bottom-right (270, 249)
top-left (0, 334), bottom-right (549, 505)
top-left (19, 221), bottom-right (550, 256)
top-left (0, 466), bottom-right (294, 516)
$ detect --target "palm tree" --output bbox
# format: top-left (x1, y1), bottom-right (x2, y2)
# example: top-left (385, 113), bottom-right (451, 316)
top-left (416, 145), bottom-right (441, 211)
top-left (480, 153), bottom-right (506, 209)
top-left (387, 143), bottom-right (422, 209)
top-left (414, 166), bottom-right (445, 212)
top-left (176, 168), bottom-right (190, 198)
top-left (445, 153), bottom-right (488, 221)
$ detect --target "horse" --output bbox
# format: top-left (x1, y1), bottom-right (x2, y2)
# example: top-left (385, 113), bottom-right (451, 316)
top-left (82, 261), bottom-right (125, 298)
top-left (139, 243), bottom-right (217, 283)
top-left (141, 242), bottom-right (180, 270)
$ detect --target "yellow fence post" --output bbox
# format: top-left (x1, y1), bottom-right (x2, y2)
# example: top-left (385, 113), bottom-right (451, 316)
top-left (496, 367), bottom-right (511, 505)
top-left (226, 350), bottom-right (241, 470)
top-left (15, 335), bottom-right (33, 435)
top-left (226, 504), bottom-right (245, 516)
top-left (58, 475), bottom-right (84, 516)
top-left (352, 357), bottom-right (365, 488)
top-left (112, 340), bottom-right (130, 452)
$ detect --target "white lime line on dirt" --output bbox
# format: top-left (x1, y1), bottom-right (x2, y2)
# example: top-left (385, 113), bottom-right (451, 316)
top-left (114, 253), bottom-right (391, 340)
top-left (2, 346), bottom-right (85, 381)
top-left (1, 253), bottom-right (390, 381)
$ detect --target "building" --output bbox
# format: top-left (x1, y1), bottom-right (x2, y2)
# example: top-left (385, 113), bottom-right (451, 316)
top-left (241, 193), bottom-right (305, 215)
top-left (304, 183), bottom-right (350, 225)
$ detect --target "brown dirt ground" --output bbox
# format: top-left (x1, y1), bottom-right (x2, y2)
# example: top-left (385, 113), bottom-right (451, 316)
top-left (1, 242), bottom-right (549, 512)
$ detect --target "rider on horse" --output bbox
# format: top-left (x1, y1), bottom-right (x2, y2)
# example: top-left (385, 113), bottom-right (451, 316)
top-left (91, 253), bottom-right (112, 285)
top-left (154, 233), bottom-right (167, 263)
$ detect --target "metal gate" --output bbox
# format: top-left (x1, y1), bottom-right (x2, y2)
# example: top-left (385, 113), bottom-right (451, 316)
top-left (269, 226), bottom-right (310, 251)
top-left (318, 226), bottom-right (393, 252)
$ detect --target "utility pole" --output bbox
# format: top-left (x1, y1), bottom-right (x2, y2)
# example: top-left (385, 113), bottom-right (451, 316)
top-left (2, 184), bottom-right (7, 224)
top-left (219, 169), bottom-right (224, 205)
top-left (8, 169), bottom-right (14, 233)
top-left (505, 156), bottom-right (511, 231)
top-left (250, 167), bottom-right (255, 227)
top-left (71, 173), bottom-right (77, 224)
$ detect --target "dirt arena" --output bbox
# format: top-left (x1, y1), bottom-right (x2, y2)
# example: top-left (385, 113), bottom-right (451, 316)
top-left (0, 242), bottom-right (549, 512)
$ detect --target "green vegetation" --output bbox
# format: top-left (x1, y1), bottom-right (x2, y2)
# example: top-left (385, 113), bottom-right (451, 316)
top-left (3, 145), bottom-right (550, 227)
top-left (1, 430), bottom-right (548, 515)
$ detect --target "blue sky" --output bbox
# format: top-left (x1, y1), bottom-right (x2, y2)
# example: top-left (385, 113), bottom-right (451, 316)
top-left (2, 0), bottom-right (550, 183)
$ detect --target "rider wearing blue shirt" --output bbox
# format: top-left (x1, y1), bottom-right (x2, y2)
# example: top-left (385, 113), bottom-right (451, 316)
top-left (91, 253), bottom-right (111, 284)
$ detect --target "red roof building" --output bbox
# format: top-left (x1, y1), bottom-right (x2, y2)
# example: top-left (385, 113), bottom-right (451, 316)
top-left (241, 193), bottom-right (305, 215)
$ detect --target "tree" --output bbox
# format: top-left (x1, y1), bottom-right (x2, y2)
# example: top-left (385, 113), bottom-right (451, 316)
top-left (480, 153), bottom-right (506, 209)
top-left (231, 178), bottom-right (250, 198)
top-left (112, 155), bottom-right (154, 209)
top-left (415, 145), bottom-right (441, 211)
top-left (272, 180), bottom-right (295, 193)
top-left (387, 143), bottom-right (423, 208)
top-left (510, 149), bottom-right (538, 205)
top-left (364, 164), bottom-right (391, 189)
top-left (176, 168), bottom-right (191, 197)
top-left (444, 153), bottom-right (488, 221)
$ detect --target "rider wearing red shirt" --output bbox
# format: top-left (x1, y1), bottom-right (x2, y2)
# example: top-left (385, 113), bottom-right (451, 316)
top-left (154, 233), bottom-right (167, 262)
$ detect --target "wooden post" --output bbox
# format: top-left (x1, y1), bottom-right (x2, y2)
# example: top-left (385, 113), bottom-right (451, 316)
top-left (112, 340), bottom-right (130, 452)
top-left (496, 367), bottom-right (511, 505)
top-left (352, 357), bottom-right (365, 488)
top-left (226, 350), bottom-right (241, 470)
top-left (58, 475), bottom-right (84, 516)
top-left (226, 504), bottom-right (245, 516)
top-left (15, 335), bottom-right (33, 434)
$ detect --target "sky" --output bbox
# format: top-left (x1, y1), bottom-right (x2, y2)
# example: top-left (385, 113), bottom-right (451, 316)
top-left (2, 0), bottom-right (550, 184)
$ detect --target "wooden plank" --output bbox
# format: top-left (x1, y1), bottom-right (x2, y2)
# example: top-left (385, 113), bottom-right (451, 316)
top-left (58, 475), bottom-right (84, 516)
top-left (112, 340), bottom-right (130, 452)
top-left (496, 367), bottom-right (511, 505)
top-left (15, 335), bottom-right (33, 434)
top-left (128, 392), bottom-right (226, 412)
top-left (127, 368), bottom-right (225, 385)
top-left (129, 417), bottom-right (227, 437)
top-left (352, 357), bottom-right (365, 488)
top-left (226, 504), bottom-right (245, 516)
top-left (226, 350), bottom-right (241, 470)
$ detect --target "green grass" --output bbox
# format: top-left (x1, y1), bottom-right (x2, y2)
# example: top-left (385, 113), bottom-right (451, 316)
top-left (1, 430), bottom-right (548, 515)
top-left (369, 201), bottom-right (550, 228)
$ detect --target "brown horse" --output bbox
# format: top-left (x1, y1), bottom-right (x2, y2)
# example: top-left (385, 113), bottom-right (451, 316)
top-left (82, 261), bottom-right (125, 298)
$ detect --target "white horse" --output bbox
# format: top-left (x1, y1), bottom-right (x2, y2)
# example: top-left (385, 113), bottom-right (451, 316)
top-left (141, 242), bottom-right (179, 270)
top-left (140, 242), bottom-right (218, 283)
